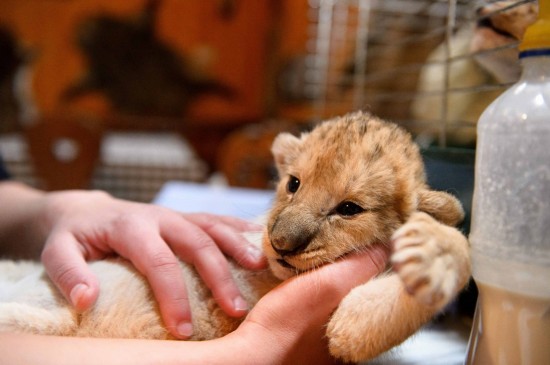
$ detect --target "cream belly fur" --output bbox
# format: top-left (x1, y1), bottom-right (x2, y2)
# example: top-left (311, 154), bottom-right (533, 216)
top-left (0, 112), bottom-right (471, 362)
top-left (0, 236), bottom-right (278, 341)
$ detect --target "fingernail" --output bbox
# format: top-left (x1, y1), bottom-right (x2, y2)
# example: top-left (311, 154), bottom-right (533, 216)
top-left (177, 322), bottom-right (193, 338)
top-left (233, 296), bottom-right (249, 313)
top-left (70, 283), bottom-right (89, 308)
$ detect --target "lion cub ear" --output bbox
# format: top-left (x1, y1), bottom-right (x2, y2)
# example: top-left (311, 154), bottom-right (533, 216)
top-left (271, 132), bottom-right (304, 175)
top-left (417, 189), bottom-right (465, 227)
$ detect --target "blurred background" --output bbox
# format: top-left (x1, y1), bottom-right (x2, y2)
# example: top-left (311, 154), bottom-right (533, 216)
top-left (0, 2), bottom-right (539, 360)
top-left (0, 0), bottom-right (538, 202)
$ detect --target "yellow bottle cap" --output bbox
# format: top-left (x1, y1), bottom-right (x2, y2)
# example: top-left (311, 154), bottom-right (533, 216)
top-left (519, 0), bottom-right (550, 52)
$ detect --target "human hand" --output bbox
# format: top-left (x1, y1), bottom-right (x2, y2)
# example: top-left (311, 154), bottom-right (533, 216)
top-left (226, 245), bottom-right (389, 364)
top-left (38, 190), bottom-right (266, 339)
top-left (0, 237), bottom-right (388, 365)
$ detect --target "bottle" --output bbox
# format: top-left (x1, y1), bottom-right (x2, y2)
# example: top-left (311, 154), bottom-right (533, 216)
top-left (466, 2), bottom-right (550, 364)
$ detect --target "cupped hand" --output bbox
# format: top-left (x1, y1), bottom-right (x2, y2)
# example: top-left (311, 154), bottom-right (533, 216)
top-left (224, 245), bottom-right (389, 364)
top-left (38, 190), bottom-right (266, 339)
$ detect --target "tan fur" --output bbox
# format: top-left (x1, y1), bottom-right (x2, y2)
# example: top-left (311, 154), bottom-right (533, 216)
top-left (265, 112), bottom-right (470, 361)
top-left (0, 255), bottom-right (279, 340)
top-left (0, 112), bottom-right (470, 362)
top-left (411, 1), bottom-right (537, 146)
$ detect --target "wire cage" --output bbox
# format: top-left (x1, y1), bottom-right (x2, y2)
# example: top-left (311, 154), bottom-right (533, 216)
top-left (299, 0), bottom-right (538, 148)
top-left (1, 0), bottom-right (539, 197)
top-left (269, 0), bottom-right (536, 240)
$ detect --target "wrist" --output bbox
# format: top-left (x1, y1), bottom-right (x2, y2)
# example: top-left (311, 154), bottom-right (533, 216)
top-left (0, 181), bottom-right (47, 258)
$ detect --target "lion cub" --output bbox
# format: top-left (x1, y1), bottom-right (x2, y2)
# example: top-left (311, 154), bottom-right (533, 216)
top-left (0, 112), bottom-right (470, 362)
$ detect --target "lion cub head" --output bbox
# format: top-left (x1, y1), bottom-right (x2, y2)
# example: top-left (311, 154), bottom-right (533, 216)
top-left (263, 112), bottom-right (464, 279)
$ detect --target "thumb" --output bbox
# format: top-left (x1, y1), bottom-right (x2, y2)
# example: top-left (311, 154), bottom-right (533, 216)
top-left (41, 234), bottom-right (100, 312)
top-left (235, 246), bottom-right (389, 365)
top-left (246, 245), bottom-right (389, 333)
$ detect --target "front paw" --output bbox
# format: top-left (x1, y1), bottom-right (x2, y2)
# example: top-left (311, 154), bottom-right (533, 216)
top-left (327, 286), bottom-right (370, 363)
top-left (390, 212), bottom-right (468, 310)
top-left (326, 277), bottom-right (405, 363)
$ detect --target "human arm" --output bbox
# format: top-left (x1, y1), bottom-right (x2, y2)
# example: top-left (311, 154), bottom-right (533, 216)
top-left (0, 180), bottom-right (266, 339)
top-left (0, 181), bottom-right (47, 259)
top-left (0, 246), bottom-right (388, 365)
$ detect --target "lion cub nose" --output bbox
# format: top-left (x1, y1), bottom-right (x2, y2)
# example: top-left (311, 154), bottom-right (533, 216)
top-left (270, 228), bottom-right (314, 256)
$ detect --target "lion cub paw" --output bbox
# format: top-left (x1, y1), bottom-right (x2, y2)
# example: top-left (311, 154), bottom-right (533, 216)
top-left (327, 281), bottom-right (394, 363)
top-left (390, 212), bottom-right (464, 310)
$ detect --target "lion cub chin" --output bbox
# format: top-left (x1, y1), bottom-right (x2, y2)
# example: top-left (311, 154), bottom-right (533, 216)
top-left (0, 112), bottom-right (470, 362)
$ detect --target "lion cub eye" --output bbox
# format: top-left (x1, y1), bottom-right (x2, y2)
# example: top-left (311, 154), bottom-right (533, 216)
top-left (335, 201), bottom-right (365, 216)
top-left (287, 175), bottom-right (300, 193)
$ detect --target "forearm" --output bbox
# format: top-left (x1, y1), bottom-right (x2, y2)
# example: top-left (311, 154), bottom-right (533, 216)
top-left (0, 181), bottom-right (47, 259)
top-left (0, 332), bottom-right (249, 365)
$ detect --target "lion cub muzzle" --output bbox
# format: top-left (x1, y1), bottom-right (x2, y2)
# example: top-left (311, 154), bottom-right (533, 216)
top-left (269, 208), bottom-right (319, 257)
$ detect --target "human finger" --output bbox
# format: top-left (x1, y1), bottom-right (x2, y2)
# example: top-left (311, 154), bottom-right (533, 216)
top-left (104, 219), bottom-right (195, 339)
top-left (41, 232), bottom-right (101, 312)
top-left (160, 215), bottom-right (252, 319)
top-left (184, 213), bottom-right (264, 232)
top-left (246, 245), bottom-right (389, 331)
top-left (237, 246), bottom-right (389, 364)
top-left (182, 213), bottom-right (266, 269)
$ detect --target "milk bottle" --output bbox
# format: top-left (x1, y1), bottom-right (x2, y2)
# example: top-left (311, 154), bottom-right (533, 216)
top-left (466, 2), bottom-right (550, 364)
